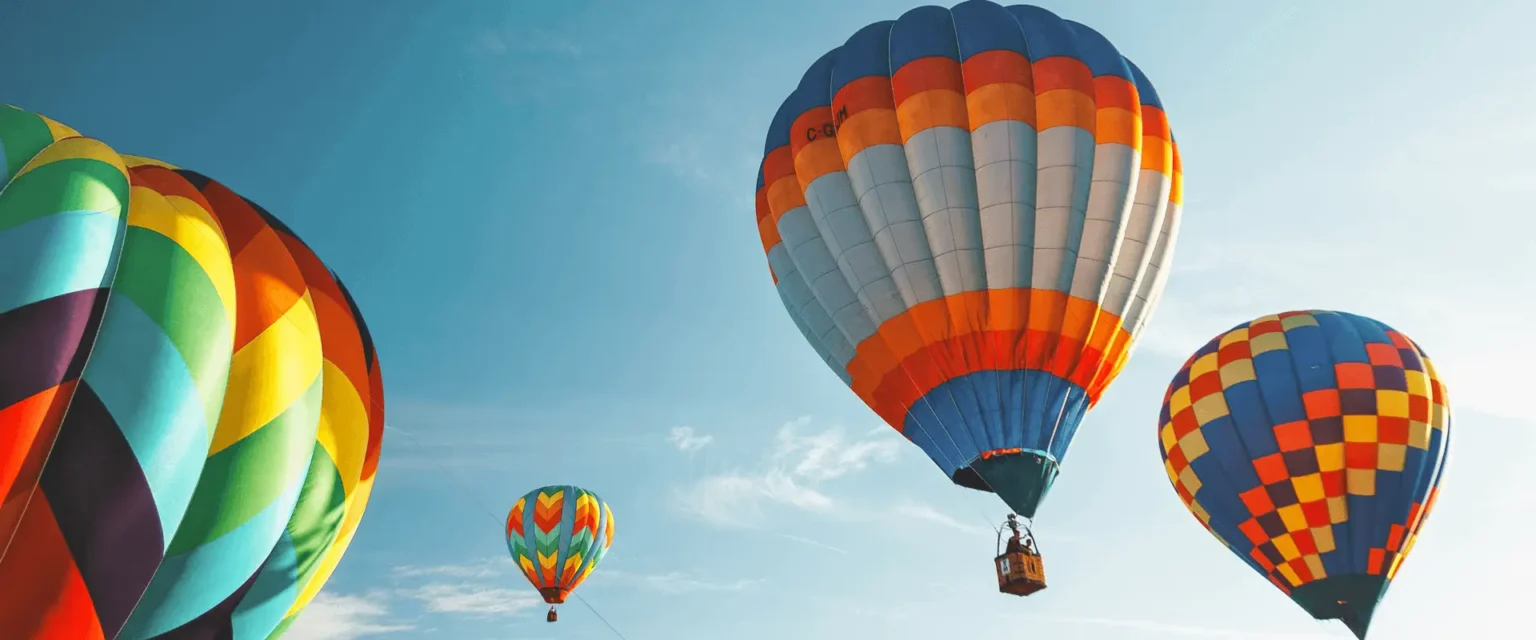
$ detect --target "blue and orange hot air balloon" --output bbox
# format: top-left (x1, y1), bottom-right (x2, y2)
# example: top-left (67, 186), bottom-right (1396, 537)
top-left (1157, 310), bottom-right (1450, 638)
top-left (0, 104), bottom-right (385, 640)
top-left (752, 0), bottom-right (1183, 587)
top-left (505, 485), bottom-right (615, 622)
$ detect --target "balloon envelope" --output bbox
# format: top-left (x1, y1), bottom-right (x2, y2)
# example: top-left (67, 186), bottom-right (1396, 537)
top-left (0, 105), bottom-right (384, 640)
top-left (1158, 310), bottom-right (1450, 638)
top-left (754, 0), bottom-right (1183, 518)
top-left (506, 485), bottom-right (614, 605)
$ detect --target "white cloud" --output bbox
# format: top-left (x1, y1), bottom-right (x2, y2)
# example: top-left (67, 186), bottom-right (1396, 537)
top-left (676, 469), bottom-right (834, 528)
top-left (893, 502), bottom-right (993, 537)
top-left (282, 592), bottom-right (414, 640)
top-left (668, 426), bottom-right (713, 453)
top-left (400, 583), bottom-right (543, 617)
top-left (674, 417), bottom-right (900, 529)
top-left (772, 417), bottom-right (900, 482)
top-left (596, 570), bottom-right (762, 594)
top-left (393, 560), bottom-right (508, 580)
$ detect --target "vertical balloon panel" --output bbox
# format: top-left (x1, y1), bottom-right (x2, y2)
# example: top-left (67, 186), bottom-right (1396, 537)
top-left (752, 2), bottom-right (1183, 519)
top-left (268, 276), bottom-right (384, 639)
top-left (225, 224), bottom-right (376, 638)
top-left (0, 106), bottom-right (131, 640)
top-left (119, 175), bottom-right (325, 640)
top-left (1, 162), bottom-right (241, 640)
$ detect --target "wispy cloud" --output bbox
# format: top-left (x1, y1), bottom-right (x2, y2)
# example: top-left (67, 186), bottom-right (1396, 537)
top-left (595, 569), bottom-right (763, 594)
top-left (674, 417), bottom-right (900, 529)
top-left (399, 583), bottom-right (543, 617)
top-left (771, 418), bottom-right (900, 482)
top-left (768, 531), bottom-right (850, 555)
top-left (892, 502), bottom-right (994, 537)
top-left (669, 426), bottom-right (713, 453)
top-left (283, 592), bottom-right (414, 640)
top-left (677, 469), bottom-right (835, 528)
top-left (393, 561), bottom-right (507, 580)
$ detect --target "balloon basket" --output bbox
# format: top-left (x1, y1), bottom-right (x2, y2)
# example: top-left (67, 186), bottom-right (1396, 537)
top-left (995, 514), bottom-right (1047, 597)
top-left (995, 549), bottom-right (1047, 597)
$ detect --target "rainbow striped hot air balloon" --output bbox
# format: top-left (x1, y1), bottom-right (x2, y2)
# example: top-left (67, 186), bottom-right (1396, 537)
top-left (505, 485), bottom-right (615, 622)
top-left (752, 0), bottom-right (1182, 573)
top-left (0, 104), bottom-right (385, 640)
top-left (1158, 310), bottom-right (1450, 638)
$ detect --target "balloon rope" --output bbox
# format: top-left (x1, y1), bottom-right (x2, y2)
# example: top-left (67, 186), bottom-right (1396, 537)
top-left (573, 592), bottom-right (630, 640)
top-left (383, 424), bottom-right (636, 639)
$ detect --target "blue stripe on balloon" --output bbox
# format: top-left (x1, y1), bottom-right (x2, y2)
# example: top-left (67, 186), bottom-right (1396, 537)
top-left (82, 295), bottom-right (213, 545)
top-left (0, 210), bottom-right (123, 315)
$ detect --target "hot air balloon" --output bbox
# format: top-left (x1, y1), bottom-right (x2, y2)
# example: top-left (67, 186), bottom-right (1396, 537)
top-left (0, 104), bottom-right (385, 640)
top-left (506, 485), bottom-right (614, 622)
top-left (753, 0), bottom-right (1182, 593)
top-left (1157, 310), bottom-right (1450, 638)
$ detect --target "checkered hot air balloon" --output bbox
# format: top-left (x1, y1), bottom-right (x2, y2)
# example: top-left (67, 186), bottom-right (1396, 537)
top-left (505, 485), bottom-right (615, 623)
top-left (753, 0), bottom-right (1182, 582)
top-left (1158, 310), bottom-right (1451, 639)
top-left (0, 104), bottom-right (385, 640)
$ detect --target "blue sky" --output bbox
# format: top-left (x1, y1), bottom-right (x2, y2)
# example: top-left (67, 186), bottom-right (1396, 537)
top-left (3, 0), bottom-right (1532, 638)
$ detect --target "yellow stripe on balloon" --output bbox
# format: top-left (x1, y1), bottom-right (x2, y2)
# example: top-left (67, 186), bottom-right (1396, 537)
top-left (126, 185), bottom-right (238, 324)
top-left (39, 114), bottom-right (81, 141)
top-left (313, 361), bottom-right (367, 495)
top-left (121, 154), bottom-right (180, 170)
top-left (15, 137), bottom-right (126, 189)
top-left (210, 289), bottom-right (322, 455)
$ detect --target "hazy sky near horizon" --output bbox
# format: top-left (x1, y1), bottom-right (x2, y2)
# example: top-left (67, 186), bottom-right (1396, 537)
top-left (2, 0), bottom-right (1532, 638)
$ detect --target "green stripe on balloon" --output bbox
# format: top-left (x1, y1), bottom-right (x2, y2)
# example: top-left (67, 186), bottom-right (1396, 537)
top-left (168, 378), bottom-right (323, 553)
top-left (111, 226), bottom-right (233, 430)
top-left (0, 158), bottom-right (128, 234)
top-left (0, 105), bottom-right (58, 181)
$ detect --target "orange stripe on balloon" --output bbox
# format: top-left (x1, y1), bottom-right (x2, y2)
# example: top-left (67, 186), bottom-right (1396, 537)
top-left (790, 108), bottom-right (846, 187)
top-left (961, 50), bottom-right (1034, 94)
top-left (1033, 56), bottom-right (1096, 134)
top-left (965, 83), bottom-right (1036, 131)
top-left (1141, 105), bottom-right (1170, 141)
top-left (0, 381), bottom-right (76, 541)
top-left (763, 147), bottom-right (806, 223)
top-left (892, 56), bottom-right (964, 105)
top-left (1032, 57), bottom-right (1093, 94)
top-left (1168, 143), bottom-right (1184, 204)
top-left (893, 56), bottom-right (968, 139)
top-left (1092, 76), bottom-right (1141, 148)
top-left (361, 353), bottom-right (384, 481)
top-left (128, 166), bottom-right (215, 213)
top-left (0, 494), bottom-right (107, 640)
top-left (896, 89), bottom-right (969, 140)
top-left (845, 289), bottom-right (1131, 428)
top-left (832, 76), bottom-right (903, 158)
top-left (1035, 89), bottom-right (1095, 133)
top-left (834, 75), bottom-right (897, 121)
top-left (507, 499), bottom-right (526, 538)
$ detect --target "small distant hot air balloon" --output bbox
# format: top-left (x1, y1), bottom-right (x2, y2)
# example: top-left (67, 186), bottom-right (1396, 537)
top-left (1157, 310), bottom-right (1450, 638)
top-left (506, 485), bottom-right (614, 623)
top-left (752, 0), bottom-right (1182, 594)
top-left (0, 104), bottom-right (384, 640)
